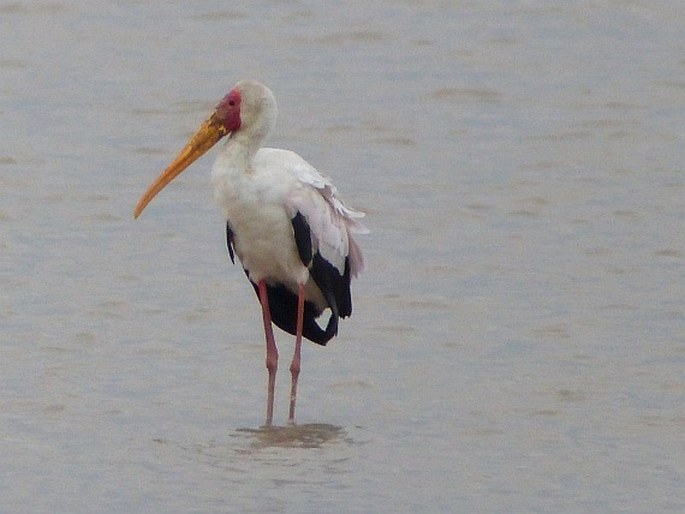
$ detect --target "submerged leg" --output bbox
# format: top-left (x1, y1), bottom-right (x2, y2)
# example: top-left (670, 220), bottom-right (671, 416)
top-left (288, 283), bottom-right (305, 424)
top-left (258, 280), bottom-right (278, 427)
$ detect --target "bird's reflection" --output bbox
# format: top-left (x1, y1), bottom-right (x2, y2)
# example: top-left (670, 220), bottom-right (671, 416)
top-left (235, 423), bottom-right (346, 449)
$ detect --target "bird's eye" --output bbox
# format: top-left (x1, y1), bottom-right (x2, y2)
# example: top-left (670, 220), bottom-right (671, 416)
top-left (228, 99), bottom-right (236, 106)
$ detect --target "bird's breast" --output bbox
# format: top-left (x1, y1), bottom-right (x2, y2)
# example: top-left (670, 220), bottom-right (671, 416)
top-left (211, 157), bottom-right (309, 289)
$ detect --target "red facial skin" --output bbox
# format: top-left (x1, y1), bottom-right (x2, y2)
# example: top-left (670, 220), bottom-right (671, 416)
top-left (215, 89), bottom-right (241, 132)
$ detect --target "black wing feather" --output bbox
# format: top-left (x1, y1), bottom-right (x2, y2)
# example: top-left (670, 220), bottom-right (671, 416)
top-left (291, 212), bottom-right (312, 266)
top-left (226, 221), bottom-right (235, 264)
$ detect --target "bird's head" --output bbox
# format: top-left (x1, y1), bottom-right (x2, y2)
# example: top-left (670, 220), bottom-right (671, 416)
top-left (215, 80), bottom-right (277, 138)
top-left (133, 80), bottom-right (276, 219)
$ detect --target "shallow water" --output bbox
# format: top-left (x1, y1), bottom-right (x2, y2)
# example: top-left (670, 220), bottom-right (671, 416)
top-left (1, 1), bottom-right (683, 512)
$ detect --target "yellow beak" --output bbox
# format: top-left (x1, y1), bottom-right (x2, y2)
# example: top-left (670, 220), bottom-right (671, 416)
top-left (134, 113), bottom-right (228, 219)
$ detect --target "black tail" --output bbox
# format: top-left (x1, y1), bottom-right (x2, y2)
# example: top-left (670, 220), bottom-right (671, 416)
top-left (249, 281), bottom-right (337, 346)
top-left (228, 217), bottom-right (349, 346)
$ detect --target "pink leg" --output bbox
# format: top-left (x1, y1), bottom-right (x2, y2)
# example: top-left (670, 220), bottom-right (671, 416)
top-left (288, 284), bottom-right (305, 424)
top-left (258, 280), bottom-right (278, 427)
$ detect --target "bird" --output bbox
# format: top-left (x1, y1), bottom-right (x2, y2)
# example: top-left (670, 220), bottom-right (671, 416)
top-left (134, 80), bottom-right (367, 426)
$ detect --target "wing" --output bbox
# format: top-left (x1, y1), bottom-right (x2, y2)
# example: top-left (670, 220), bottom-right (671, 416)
top-left (279, 149), bottom-right (368, 279)
top-left (254, 147), bottom-right (367, 278)
top-left (284, 155), bottom-right (367, 325)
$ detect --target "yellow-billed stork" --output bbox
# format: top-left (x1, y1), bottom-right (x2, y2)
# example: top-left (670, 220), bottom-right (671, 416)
top-left (134, 80), bottom-right (367, 426)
